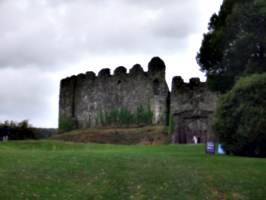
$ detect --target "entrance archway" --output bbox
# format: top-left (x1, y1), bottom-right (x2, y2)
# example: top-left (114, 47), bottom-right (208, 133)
top-left (185, 119), bottom-right (208, 143)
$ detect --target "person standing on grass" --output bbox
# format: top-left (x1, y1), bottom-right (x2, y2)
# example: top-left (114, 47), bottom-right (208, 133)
top-left (2, 126), bottom-right (9, 141)
top-left (193, 135), bottom-right (198, 144)
top-left (149, 138), bottom-right (154, 145)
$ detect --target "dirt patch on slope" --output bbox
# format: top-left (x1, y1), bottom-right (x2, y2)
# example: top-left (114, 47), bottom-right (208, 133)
top-left (50, 126), bottom-right (169, 145)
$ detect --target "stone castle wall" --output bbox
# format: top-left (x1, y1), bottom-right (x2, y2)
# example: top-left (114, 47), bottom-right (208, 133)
top-left (59, 57), bottom-right (219, 143)
top-left (59, 57), bottom-right (170, 129)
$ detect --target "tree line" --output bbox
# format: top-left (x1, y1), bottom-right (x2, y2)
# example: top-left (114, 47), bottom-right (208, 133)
top-left (0, 120), bottom-right (57, 140)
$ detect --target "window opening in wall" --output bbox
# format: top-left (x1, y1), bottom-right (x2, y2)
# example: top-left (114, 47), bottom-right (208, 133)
top-left (153, 79), bottom-right (160, 95)
top-left (118, 80), bottom-right (121, 84)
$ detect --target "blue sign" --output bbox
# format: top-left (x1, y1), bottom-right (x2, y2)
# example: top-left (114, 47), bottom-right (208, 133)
top-left (217, 144), bottom-right (225, 154)
top-left (206, 142), bottom-right (216, 154)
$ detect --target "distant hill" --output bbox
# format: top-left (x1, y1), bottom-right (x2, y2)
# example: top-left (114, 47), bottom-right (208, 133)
top-left (34, 128), bottom-right (57, 139)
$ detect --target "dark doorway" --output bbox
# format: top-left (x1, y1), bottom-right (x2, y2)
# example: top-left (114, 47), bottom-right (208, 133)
top-left (153, 79), bottom-right (160, 95)
top-left (186, 119), bottom-right (208, 143)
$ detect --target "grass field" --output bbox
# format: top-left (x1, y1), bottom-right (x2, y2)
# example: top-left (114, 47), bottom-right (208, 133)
top-left (0, 140), bottom-right (265, 200)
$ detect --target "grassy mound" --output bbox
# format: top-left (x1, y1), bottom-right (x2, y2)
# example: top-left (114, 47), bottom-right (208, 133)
top-left (50, 125), bottom-right (168, 145)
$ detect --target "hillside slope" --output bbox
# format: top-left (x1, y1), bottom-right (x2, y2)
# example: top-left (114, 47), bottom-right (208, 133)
top-left (50, 126), bottom-right (169, 145)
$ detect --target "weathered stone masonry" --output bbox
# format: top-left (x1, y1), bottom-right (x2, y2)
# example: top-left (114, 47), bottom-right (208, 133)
top-left (170, 76), bottom-right (219, 143)
top-left (59, 57), bottom-right (170, 129)
top-left (59, 57), bottom-right (219, 143)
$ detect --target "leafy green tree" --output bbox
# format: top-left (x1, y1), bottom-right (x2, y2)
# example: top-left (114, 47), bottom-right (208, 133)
top-left (212, 73), bottom-right (266, 157)
top-left (196, 0), bottom-right (266, 93)
top-left (1, 120), bottom-right (37, 140)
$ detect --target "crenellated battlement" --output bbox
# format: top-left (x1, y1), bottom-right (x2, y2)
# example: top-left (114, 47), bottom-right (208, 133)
top-left (114, 66), bottom-right (127, 75)
top-left (61, 57), bottom-right (166, 85)
top-left (148, 57), bottom-right (166, 73)
top-left (172, 76), bottom-right (207, 91)
top-left (129, 64), bottom-right (144, 74)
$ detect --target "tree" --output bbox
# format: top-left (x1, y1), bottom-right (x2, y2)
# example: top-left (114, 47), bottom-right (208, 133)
top-left (196, 0), bottom-right (266, 93)
top-left (212, 73), bottom-right (266, 157)
top-left (1, 120), bottom-right (37, 140)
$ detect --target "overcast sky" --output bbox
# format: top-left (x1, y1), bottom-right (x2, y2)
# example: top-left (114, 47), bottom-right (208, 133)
top-left (0, 0), bottom-right (223, 128)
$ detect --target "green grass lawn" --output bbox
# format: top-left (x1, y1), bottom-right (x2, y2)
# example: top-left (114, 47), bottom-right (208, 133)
top-left (0, 140), bottom-right (265, 200)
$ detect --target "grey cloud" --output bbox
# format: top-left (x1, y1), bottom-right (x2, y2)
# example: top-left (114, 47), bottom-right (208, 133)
top-left (148, 1), bottom-right (201, 39)
top-left (0, 67), bottom-right (58, 126)
top-left (0, 0), bottom-right (203, 70)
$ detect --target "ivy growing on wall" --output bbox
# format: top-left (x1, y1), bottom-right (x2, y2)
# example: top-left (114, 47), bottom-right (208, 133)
top-left (58, 115), bottom-right (75, 133)
top-left (168, 115), bottom-right (175, 135)
top-left (95, 102), bottom-right (154, 127)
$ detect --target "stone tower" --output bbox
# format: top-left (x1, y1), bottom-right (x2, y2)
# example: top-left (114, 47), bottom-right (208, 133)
top-left (170, 76), bottom-right (219, 144)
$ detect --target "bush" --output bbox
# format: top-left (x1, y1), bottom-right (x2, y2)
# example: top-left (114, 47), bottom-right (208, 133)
top-left (213, 73), bottom-right (266, 157)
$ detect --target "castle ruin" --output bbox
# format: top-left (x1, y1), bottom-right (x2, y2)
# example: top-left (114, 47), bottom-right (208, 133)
top-left (59, 57), bottom-right (219, 144)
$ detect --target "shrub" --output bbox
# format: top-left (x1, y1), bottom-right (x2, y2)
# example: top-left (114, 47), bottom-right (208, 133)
top-left (212, 73), bottom-right (266, 157)
top-left (118, 107), bottom-right (134, 125)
